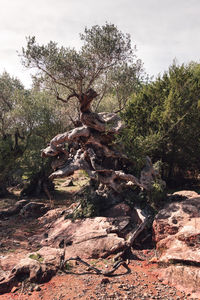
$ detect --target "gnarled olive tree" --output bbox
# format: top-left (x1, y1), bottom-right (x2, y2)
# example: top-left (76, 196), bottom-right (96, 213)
top-left (22, 24), bottom-right (158, 198)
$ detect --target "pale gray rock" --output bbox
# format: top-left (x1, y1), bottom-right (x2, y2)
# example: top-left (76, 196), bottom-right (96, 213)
top-left (20, 202), bottom-right (49, 218)
top-left (153, 191), bottom-right (200, 297)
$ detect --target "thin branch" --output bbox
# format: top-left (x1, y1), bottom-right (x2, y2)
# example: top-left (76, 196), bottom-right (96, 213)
top-left (94, 82), bottom-right (108, 112)
top-left (36, 62), bottom-right (76, 93)
top-left (64, 256), bottom-right (101, 274)
top-left (68, 113), bottom-right (78, 127)
top-left (114, 100), bottom-right (129, 113)
top-left (85, 60), bottom-right (116, 92)
top-left (62, 256), bottom-right (130, 276)
top-left (56, 92), bottom-right (79, 104)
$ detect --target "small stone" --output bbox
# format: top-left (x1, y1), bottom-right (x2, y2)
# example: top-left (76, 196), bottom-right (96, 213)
top-left (34, 285), bottom-right (41, 291)
top-left (11, 286), bottom-right (19, 293)
top-left (101, 278), bottom-right (110, 285)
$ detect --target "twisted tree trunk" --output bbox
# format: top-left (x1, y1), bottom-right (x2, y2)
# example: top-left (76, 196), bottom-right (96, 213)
top-left (42, 89), bottom-right (157, 195)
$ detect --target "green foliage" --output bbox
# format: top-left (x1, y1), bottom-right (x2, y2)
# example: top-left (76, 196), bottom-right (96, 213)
top-left (29, 253), bottom-right (44, 263)
top-left (22, 23), bottom-right (143, 115)
top-left (0, 71), bottom-right (68, 193)
top-left (64, 262), bottom-right (73, 271)
top-left (148, 180), bottom-right (166, 210)
top-left (69, 181), bottom-right (117, 219)
top-left (122, 62), bottom-right (200, 185)
top-left (19, 90), bottom-right (65, 181)
top-left (72, 186), bottom-right (101, 219)
top-left (0, 72), bottom-right (27, 193)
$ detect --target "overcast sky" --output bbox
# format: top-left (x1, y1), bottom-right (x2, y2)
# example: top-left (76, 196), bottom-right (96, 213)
top-left (0, 0), bottom-right (200, 87)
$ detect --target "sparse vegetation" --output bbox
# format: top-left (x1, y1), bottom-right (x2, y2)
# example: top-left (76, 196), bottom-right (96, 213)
top-left (29, 253), bottom-right (44, 263)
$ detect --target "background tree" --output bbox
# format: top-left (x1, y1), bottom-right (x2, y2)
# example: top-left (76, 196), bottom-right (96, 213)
top-left (0, 72), bottom-right (67, 197)
top-left (0, 72), bottom-right (27, 196)
top-left (122, 62), bottom-right (200, 186)
top-left (19, 88), bottom-right (67, 197)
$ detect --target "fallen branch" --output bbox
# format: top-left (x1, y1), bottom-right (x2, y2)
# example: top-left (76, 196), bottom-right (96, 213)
top-left (62, 256), bottom-right (130, 276)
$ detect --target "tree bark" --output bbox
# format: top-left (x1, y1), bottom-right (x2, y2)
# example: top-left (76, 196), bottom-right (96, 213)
top-left (42, 103), bottom-right (158, 194)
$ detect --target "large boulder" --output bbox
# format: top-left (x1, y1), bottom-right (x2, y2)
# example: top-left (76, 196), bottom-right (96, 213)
top-left (39, 216), bottom-right (127, 259)
top-left (0, 247), bottom-right (62, 294)
top-left (33, 203), bottom-right (146, 260)
top-left (0, 200), bottom-right (49, 219)
top-left (0, 252), bottom-right (28, 273)
top-left (20, 202), bottom-right (49, 218)
top-left (0, 200), bottom-right (28, 218)
top-left (153, 191), bottom-right (200, 297)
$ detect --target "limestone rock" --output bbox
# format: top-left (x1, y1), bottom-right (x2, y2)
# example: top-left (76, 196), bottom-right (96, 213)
top-left (0, 252), bottom-right (28, 273)
top-left (172, 190), bottom-right (199, 199)
top-left (0, 202), bottom-right (148, 294)
top-left (0, 247), bottom-right (62, 294)
top-left (153, 195), bottom-right (200, 248)
top-left (36, 246), bottom-right (63, 266)
top-left (0, 199), bottom-right (28, 218)
top-left (153, 191), bottom-right (200, 296)
top-left (11, 257), bottom-right (41, 281)
top-left (40, 216), bottom-right (127, 259)
top-left (20, 202), bottom-right (49, 218)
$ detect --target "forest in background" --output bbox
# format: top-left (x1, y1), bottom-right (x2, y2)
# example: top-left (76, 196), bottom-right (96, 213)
top-left (0, 24), bottom-right (200, 200)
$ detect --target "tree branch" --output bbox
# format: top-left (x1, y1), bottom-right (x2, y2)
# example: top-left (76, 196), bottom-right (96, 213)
top-left (36, 62), bottom-right (76, 93)
top-left (56, 89), bottom-right (79, 104)
top-left (62, 256), bottom-right (130, 276)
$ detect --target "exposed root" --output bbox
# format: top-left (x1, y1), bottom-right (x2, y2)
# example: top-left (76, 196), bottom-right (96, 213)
top-left (62, 256), bottom-right (130, 276)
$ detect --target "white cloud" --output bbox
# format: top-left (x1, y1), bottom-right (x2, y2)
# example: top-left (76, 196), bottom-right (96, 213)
top-left (0, 0), bottom-right (200, 86)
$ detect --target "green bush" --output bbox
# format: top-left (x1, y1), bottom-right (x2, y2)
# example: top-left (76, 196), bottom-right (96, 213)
top-left (122, 62), bottom-right (200, 186)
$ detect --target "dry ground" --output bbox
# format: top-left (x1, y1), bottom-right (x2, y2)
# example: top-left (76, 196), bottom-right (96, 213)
top-left (0, 175), bottom-right (196, 300)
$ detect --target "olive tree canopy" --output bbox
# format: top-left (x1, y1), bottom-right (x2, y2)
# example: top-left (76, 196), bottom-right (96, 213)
top-left (22, 23), bottom-right (143, 115)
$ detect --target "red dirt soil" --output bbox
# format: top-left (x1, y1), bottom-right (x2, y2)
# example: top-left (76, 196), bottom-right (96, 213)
top-left (0, 251), bottom-right (190, 300)
top-left (0, 189), bottom-right (196, 300)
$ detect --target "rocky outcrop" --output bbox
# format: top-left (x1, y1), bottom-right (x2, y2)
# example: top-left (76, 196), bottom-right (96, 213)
top-left (153, 190), bottom-right (200, 297)
top-left (40, 216), bottom-right (127, 259)
top-left (0, 200), bottom-right (49, 219)
top-left (0, 247), bottom-right (62, 294)
top-left (34, 203), bottom-right (148, 259)
top-left (0, 200), bottom-right (28, 218)
top-left (33, 203), bottom-right (147, 260)
top-left (20, 202), bottom-right (49, 218)
top-left (0, 202), bottom-right (148, 294)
